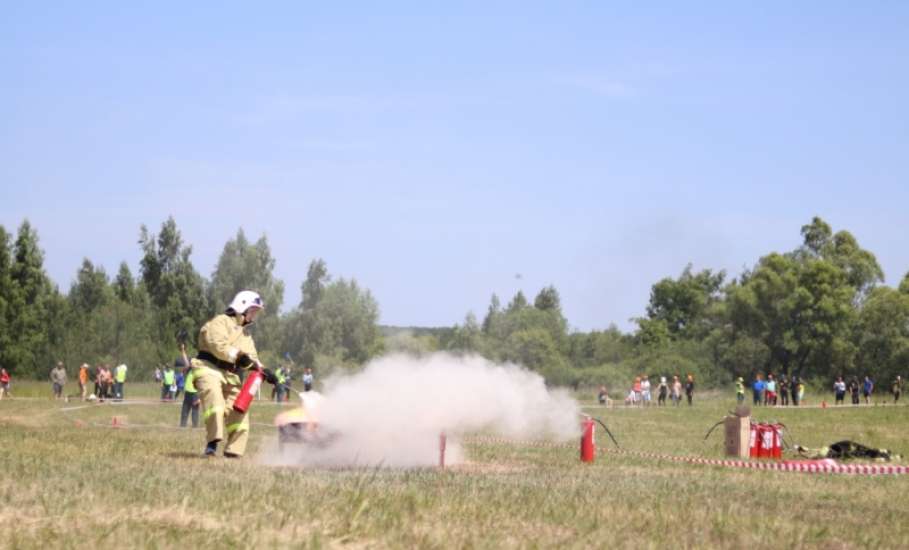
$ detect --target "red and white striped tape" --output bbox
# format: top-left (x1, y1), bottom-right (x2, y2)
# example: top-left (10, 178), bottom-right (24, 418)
top-left (462, 435), bottom-right (909, 476)
top-left (606, 448), bottom-right (909, 475)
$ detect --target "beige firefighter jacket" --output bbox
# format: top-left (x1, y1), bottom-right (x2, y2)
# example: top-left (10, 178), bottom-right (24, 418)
top-left (196, 313), bottom-right (260, 367)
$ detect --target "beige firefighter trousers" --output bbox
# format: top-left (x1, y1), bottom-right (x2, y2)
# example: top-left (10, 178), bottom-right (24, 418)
top-left (192, 364), bottom-right (251, 456)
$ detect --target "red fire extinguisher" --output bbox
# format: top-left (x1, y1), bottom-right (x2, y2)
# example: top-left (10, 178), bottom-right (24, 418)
top-left (759, 424), bottom-right (774, 458)
top-left (749, 422), bottom-right (783, 460)
top-left (580, 416), bottom-right (595, 463)
top-left (771, 423), bottom-right (783, 459)
top-left (233, 368), bottom-right (263, 414)
top-left (749, 423), bottom-right (759, 458)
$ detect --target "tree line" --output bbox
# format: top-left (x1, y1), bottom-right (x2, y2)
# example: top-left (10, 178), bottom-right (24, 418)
top-left (0, 217), bottom-right (380, 380)
top-left (386, 217), bottom-right (909, 389)
top-left (1, 216), bottom-right (907, 388)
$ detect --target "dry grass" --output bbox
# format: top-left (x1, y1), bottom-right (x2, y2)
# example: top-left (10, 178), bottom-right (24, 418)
top-left (2, 382), bottom-right (909, 548)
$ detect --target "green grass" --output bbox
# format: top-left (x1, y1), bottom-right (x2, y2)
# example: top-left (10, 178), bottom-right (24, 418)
top-left (2, 382), bottom-right (908, 548)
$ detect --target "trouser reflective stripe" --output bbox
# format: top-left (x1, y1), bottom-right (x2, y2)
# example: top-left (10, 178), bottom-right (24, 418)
top-left (203, 406), bottom-right (224, 420)
top-left (227, 422), bottom-right (247, 434)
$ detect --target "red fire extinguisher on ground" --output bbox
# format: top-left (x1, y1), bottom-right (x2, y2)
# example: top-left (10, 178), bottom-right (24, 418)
top-left (749, 423), bottom-right (759, 458)
top-left (233, 368), bottom-right (264, 414)
top-left (580, 416), bottom-right (596, 463)
top-left (749, 422), bottom-right (783, 460)
top-left (770, 423), bottom-right (784, 459)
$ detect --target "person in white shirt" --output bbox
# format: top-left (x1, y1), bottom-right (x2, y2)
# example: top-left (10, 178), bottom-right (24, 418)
top-left (641, 376), bottom-right (652, 406)
top-left (833, 376), bottom-right (847, 405)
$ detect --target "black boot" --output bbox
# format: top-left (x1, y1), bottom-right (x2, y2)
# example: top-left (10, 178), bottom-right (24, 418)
top-left (204, 440), bottom-right (219, 457)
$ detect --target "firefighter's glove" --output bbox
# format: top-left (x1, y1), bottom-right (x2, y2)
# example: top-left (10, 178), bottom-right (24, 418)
top-left (261, 368), bottom-right (279, 386)
top-left (235, 352), bottom-right (254, 369)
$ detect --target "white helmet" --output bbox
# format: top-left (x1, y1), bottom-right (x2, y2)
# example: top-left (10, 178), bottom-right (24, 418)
top-left (227, 290), bottom-right (264, 314)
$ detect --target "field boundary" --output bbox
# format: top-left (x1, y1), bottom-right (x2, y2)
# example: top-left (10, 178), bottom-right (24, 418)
top-left (463, 435), bottom-right (909, 476)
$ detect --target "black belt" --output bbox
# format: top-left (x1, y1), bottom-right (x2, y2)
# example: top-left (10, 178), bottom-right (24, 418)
top-left (196, 351), bottom-right (237, 372)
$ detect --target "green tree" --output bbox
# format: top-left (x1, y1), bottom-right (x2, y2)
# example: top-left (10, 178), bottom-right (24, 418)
top-left (534, 285), bottom-right (562, 313)
top-left (302, 259), bottom-right (328, 310)
top-left (481, 293), bottom-right (502, 336)
top-left (900, 272), bottom-right (909, 295)
top-left (506, 290), bottom-right (528, 313)
top-left (138, 217), bottom-right (208, 360)
top-left (799, 216), bottom-right (833, 257)
top-left (114, 262), bottom-right (135, 303)
top-left (855, 287), bottom-right (909, 383)
top-left (5, 221), bottom-right (57, 376)
top-left (448, 312), bottom-right (482, 353)
top-left (728, 253), bottom-right (855, 378)
top-left (0, 226), bottom-right (12, 371)
top-left (799, 217), bottom-right (883, 300)
top-left (69, 259), bottom-right (111, 312)
top-left (284, 261), bottom-right (382, 369)
top-left (643, 264), bottom-right (725, 339)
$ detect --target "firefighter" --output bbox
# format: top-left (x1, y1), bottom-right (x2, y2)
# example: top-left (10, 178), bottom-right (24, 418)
top-left (192, 290), bottom-right (278, 458)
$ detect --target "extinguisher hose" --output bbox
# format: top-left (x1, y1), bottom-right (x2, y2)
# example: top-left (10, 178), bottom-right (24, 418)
top-left (703, 420), bottom-right (725, 441)
top-left (590, 416), bottom-right (620, 448)
top-left (279, 383), bottom-right (305, 399)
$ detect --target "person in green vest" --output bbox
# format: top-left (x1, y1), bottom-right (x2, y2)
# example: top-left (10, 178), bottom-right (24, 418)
top-left (114, 363), bottom-right (128, 401)
top-left (178, 343), bottom-right (200, 427)
top-left (274, 366), bottom-right (287, 402)
top-left (161, 365), bottom-right (176, 401)
top-left (735, 377), bottom-right (745, 404)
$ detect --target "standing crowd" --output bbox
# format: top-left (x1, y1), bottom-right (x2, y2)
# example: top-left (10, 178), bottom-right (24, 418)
top-left (37, 361), bottom-right (130, 402)
top-left (615, 374), bottom-right (696, 407)
top-left (736, 373), bottom-right (903, 406)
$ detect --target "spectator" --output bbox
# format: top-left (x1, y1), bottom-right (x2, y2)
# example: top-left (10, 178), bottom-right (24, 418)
top-left (833, 376), bottom-right (846, 405)
top-left (175, 369), bottom-right (185, 400)
top-left (302, 368), bottom-right (314, 392)
top-left (114, 363), bottom-right (128, 401)
top-left (162, 365), bottom-right (175, 401)
top-left (274, 366), bottom-right (287, 402)
top-left (0, 367), bottom-right (10, 399)
top-left (735, 377), bottom-right (745, 404)
top-left (154, 366), bottom-right (162, 384)
top-left (632, 376), bottom-right (642, 406)
top-left (849, 376), bottom-right (861, 405)
top-left (779, 376), bottom-right (790, 406)
top-left (641, 376), bottom-right (652, 407)
top-left (78, 363), bottom-right (90, 401)
top-left (797, 377), bottom-right (806, 405)
top-left (597, 385), bottom-right (609, 405)
top-left (863, 376), bottom-right (874, 404)
top-left (765, 374), bottom-right (777, 406)
top-left (752, 374), bottom-right (765, 406)
top-left (98, 365), bottom-right (113, 401)
top-left (93, 363), bottom-right (102, 398)
top-left (50, 361), bottom-right (66, 399)
top-left (281, 366), bottom-right (293, 402)
top-left (685, 374), bottom-right (695, 406)
top-left (670, 375), bottom-right (682, 406)
top-left (657, 376), bottom-right (668, 406)
top-left (178, 344), bottom-right (200, 428)
top-left (791, 376), bottom-right (801, 406)
top-left (892, 376), bottom-right (902, 404)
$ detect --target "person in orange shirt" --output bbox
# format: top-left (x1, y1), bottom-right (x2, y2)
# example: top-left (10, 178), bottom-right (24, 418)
top-left (632, 376), bottom-right (643, 406)
top-left (78, 363), bottom-right (90, 401)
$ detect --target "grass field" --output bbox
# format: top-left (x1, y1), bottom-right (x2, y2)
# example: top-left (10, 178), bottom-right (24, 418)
top-left (2, 381), bottom-right (908, 549)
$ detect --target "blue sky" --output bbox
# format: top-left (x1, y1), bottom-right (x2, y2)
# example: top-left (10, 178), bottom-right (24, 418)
top-left (2, 2), bottom-right (907, 330)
